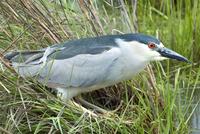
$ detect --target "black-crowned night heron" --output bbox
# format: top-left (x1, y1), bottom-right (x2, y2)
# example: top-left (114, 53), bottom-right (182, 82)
top-left (4, 33), bottom-right (189, 102)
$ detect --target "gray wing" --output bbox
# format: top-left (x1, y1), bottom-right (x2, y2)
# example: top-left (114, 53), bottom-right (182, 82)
top-left (6, 36), bottom-right (122, 88)
top-left (7, 37), bottom-right (121, 88)
top-left (49, 35), bottom-right (119, 59)
top-left (6, 35), bottom-right (119, 63)
top-left (13, 47), bottom-right (121, 88)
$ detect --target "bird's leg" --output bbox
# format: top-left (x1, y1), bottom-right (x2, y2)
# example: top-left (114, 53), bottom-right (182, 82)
top-left (75, 96), bottom-right (110, 114)
top-left (56, 88), bottom-right (119, 116)
top-left (56, 88), bottom-right (98, 117)
top-left (66, 99), bottom-right (98, 117)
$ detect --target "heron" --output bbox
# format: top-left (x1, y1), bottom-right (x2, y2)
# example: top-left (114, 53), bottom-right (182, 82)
top-left (3, 33), bottom-right (189, 114)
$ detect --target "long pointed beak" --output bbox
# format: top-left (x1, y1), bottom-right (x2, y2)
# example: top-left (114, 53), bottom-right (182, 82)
top-left (158, 47), bottom-right (190, 63)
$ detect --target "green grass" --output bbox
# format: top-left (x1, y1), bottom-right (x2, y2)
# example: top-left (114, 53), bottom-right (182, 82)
top-left (0, 0), bottom-right (200, 133)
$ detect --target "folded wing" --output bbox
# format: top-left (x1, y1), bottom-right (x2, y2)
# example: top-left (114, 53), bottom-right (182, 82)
top-left (6, 40), bottom-right (121, 88)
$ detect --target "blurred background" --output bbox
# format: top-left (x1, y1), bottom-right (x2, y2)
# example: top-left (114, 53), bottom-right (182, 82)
top-left (0, 0), bottom-right (200, 133)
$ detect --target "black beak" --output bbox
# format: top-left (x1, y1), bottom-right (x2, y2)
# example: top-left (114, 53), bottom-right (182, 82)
top-left (158, 47), bottom-right (190, 63)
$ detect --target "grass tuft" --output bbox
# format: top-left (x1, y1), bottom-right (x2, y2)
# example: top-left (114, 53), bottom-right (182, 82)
top-left (0, 0), bottom-right (200, 133)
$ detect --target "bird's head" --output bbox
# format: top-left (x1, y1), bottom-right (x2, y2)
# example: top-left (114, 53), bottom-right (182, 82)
top-left (117, 34), bottom-right (189, 63)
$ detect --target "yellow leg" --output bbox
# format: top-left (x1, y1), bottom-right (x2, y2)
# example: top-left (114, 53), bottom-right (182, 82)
top-left (75, 97), bottom-right (109, 114)
top-left (67, 99), bottom-right (98, 117)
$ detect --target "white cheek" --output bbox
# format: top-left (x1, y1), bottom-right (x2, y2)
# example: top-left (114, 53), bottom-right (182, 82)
top-left (127, 41), bottom-right (161, 60)
top-left (115, 39), bottom-right (145, 60)
top-left (115, 39), bottom-right (164, 61)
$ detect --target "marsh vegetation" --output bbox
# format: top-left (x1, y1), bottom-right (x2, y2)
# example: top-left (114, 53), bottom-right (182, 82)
top-left (0, 0), bottom-right (200, 133)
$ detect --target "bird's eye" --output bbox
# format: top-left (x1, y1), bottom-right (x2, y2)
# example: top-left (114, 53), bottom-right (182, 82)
top-left (148, 42), bottom-right (156, 49)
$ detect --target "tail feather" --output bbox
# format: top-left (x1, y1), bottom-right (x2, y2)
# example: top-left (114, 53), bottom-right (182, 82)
top-left (2, 47), bottom-right (63, 77)
top-left (4, 50), bottom-right (45, 63)
top-left (0, 51), bottom-right (16, 73)
top-left (3, 51), bottom-right (19, 60)
top-left (2, 50), bottom-right (45, 77)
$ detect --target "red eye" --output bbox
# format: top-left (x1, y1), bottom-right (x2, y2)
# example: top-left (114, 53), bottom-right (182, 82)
top-left (148, 42), bottom-right (156, 49)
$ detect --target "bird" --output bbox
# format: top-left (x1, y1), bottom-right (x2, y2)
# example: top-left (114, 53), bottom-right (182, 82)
top-left (4, 33), bottom-right (189, 102)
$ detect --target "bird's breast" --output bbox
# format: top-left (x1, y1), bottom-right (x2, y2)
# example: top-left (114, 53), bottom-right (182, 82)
top-left (105, 54), bottom-right (148, 84)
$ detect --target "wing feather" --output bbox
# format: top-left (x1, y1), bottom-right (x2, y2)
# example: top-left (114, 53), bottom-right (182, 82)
top-left (39, 47), bottom-right (121, 88)
top-left (11, 46), bottom-right (121, 88)
top-left (6, 36), bottom-right (121, 88)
